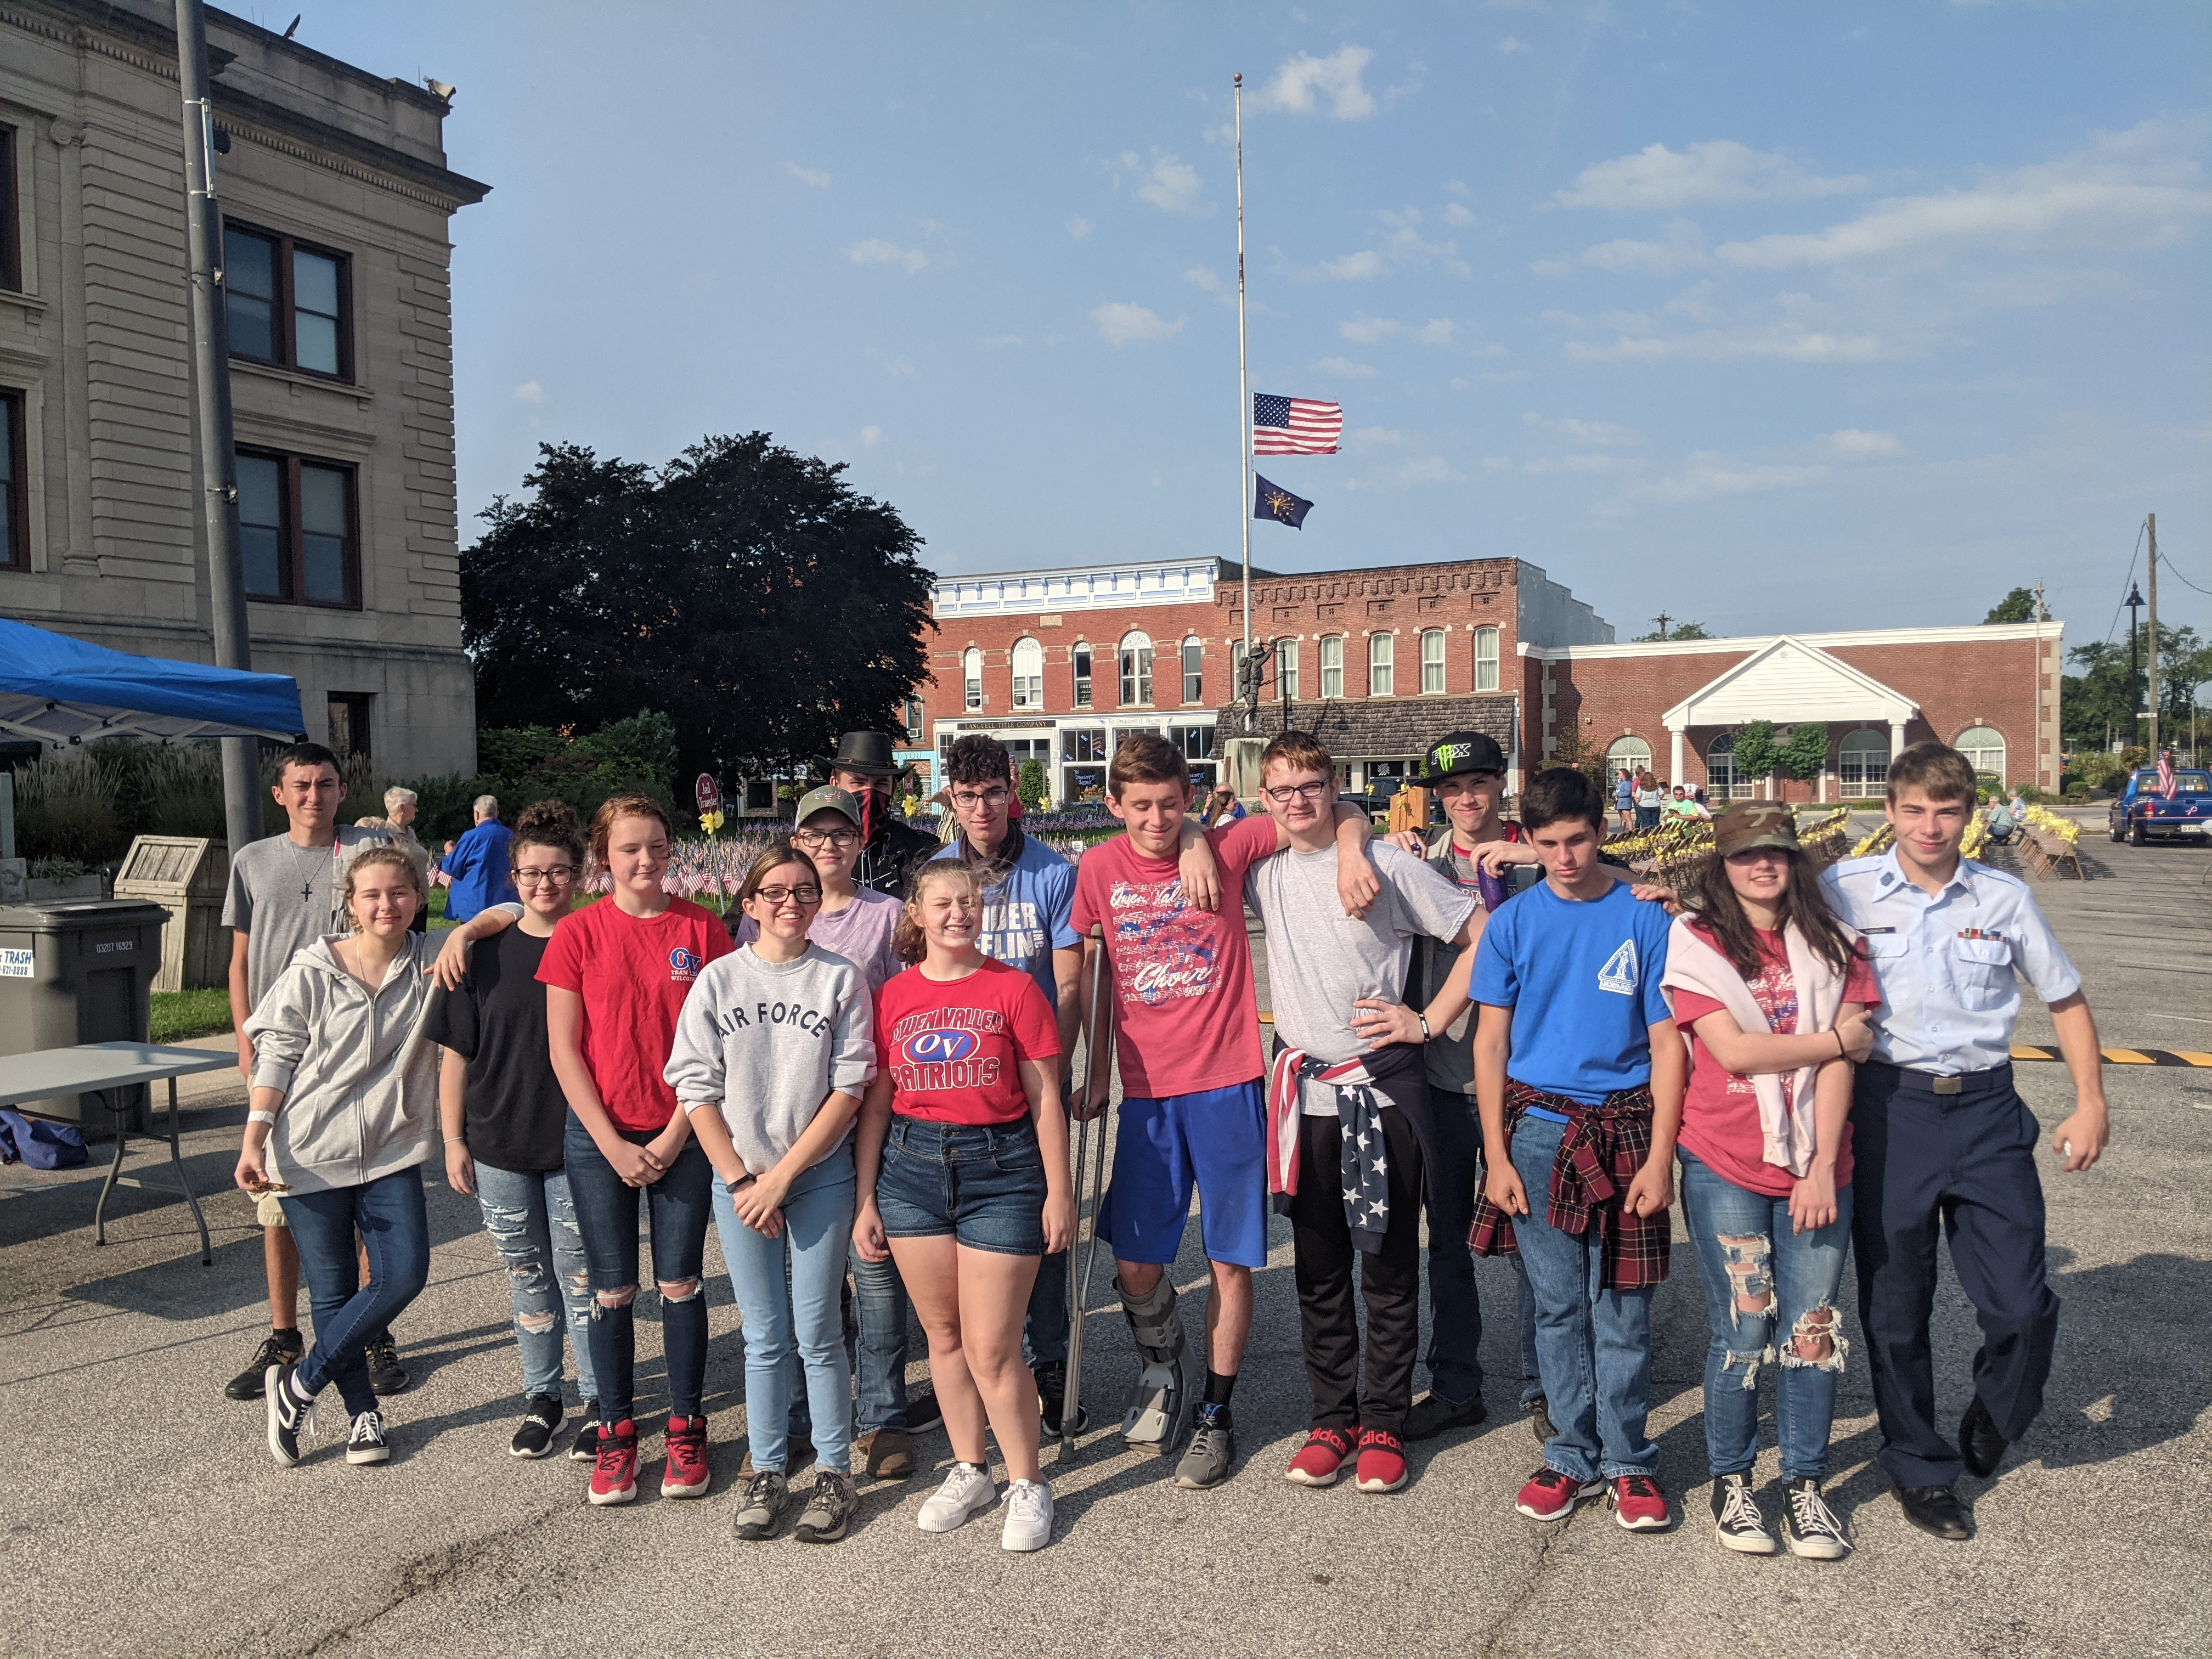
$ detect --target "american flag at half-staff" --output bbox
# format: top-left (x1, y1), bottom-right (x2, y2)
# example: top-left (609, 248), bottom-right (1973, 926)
top-left (1252, 393), bottom-right (1343, 455)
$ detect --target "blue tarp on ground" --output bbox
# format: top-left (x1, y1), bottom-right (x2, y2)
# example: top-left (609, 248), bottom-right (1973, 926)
top-left (0, 617), bottom-right (305, 746)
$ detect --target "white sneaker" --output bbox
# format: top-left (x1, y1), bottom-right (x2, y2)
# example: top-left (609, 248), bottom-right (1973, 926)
top-left (345, 1409), bottom-right (390, 1465)
top-left (1001, 1477), bottom-right (1053, 1552)
top-left (917, 1462), bottom-right (998, 1533)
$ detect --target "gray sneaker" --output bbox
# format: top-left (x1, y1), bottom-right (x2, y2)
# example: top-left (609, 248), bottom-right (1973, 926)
top-left (793, 1470), bottom-right (858, 1543)
top-left (1173, 1402), bottom-right (1237, 1489)
top-left (731, 1469), bottom-right (789, 1541)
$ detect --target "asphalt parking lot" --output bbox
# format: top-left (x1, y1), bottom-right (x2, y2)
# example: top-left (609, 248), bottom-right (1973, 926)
top-left (3, 816), bottom-right (2203, 1659)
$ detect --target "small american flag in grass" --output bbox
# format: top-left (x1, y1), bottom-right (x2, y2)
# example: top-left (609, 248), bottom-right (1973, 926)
top-left (1253, 393), bottom-right (1342, 455)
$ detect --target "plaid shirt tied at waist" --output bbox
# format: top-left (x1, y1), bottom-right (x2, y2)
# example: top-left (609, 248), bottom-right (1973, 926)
top-left (1468, 1079), bottom-right (1670, 1290)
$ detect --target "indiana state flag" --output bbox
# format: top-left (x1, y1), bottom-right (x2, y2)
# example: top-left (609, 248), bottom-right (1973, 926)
top-left (1254, 473), bottom-right (1313, 529)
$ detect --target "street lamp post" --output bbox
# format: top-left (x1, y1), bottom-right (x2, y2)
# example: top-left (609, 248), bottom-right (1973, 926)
top-left (2124, 580), bottom-right (2146, 750)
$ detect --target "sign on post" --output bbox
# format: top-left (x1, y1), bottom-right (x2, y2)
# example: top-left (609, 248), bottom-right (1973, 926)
top-left (694, 773), bottom-right (721, 815)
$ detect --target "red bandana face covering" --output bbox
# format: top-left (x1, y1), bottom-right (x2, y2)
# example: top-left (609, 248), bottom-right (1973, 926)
top-left (856, 782), bottom-right (884, 846)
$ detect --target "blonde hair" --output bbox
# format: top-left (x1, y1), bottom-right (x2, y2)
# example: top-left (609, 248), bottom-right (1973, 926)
top-left (339, 843), bottom-right (426, 932)
top-left (895, 861), bottom-right (984, 964)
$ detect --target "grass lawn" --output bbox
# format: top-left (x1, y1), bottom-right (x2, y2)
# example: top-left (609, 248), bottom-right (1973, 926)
top-left (150, 985), bottom-right (233, 1042)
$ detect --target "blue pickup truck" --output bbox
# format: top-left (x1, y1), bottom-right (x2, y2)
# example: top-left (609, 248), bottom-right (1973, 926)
top-left (2108, 766), bottom-right (2212, 845)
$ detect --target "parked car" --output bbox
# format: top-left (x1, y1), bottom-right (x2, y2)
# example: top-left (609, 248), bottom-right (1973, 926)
top-left (2108, 767), bottom-right (2212, 845)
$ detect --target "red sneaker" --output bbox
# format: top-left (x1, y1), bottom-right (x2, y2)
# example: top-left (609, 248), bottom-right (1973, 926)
top-left (1515, 1465), bottom-right (1603, 1522)
top-left (661, 1415), bottom-right (711, 1499)
top-left (1353, 1427), bottom-right (1407, 1494)
top-left (1611, 1473), bottom-right (1672, 1532)
top-left (1284, 1426), bottom-right (1357, 1487)
top-left (589, 1420), bottom-right (639, 1507)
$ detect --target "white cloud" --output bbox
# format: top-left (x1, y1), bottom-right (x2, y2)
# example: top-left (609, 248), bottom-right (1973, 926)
top-left (1717, 118), bottom-right (2212, 268)
top-left (883, 356), bottom-right (914, 376)
top-left (1556, 139), bottom-right (1870, 211)
top-left (512, 379), bottom-right (548, 404)
top-left (1314, 356), bottom-right (1378, 377)
top-left (784, 162), bottom-right (832, 190)
top-left (1254, 45), bottom-right (1376, 120)
top-left (1565, 322), bottom-right (1885, 363)
top-left (1065, 215), bottom-right (1093, 240)
top-left (1446, 179), bottom-right (1471, 198)
top-left (1183, 266), bottom-right (1221, 292)
top-left (859, 425), bottom-right (883, 447)
top-left (1520, 453), bottom-right (1622, 475)
top-left (1340, 314), bottom-right (1458, 346)
top-left (1498, 35), bottom-right (1531, 53)
top-left (1522, 411), bottom-right (1641, 445)
top-left (1824, 427), bottom-right (1903, 455)
top-left (1120, 150), bottom-right (1206, 215)
top-left (849, 239), bottom-right (929, 273)
top-left (1319, 250), bottom-right (1387, 280)
top-left (1392, 456), bottom-right (1463, 485)
top-left (1350, 425), bottom-right (1414, 448)
top-left (1641, 455), bottom-right (1833, 504)
top-left (1547, 217), bottom-right (1709, 275)
top-left (1092, 302), bottom-right (1184, 346)
top-left (1442, 202), bottom-right (1476, 227)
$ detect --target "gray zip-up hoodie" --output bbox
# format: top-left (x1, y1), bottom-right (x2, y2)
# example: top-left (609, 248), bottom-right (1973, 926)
top-left (244, 932), bottom-right (441, 1194)
top-left (663, 943), bottom-right (876, 1178)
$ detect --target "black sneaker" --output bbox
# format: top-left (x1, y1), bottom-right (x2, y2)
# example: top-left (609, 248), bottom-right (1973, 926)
top-left (568, 1402), bottom-right (602, 1463)
top-left (1034, 1361), bottom-right (1090, 1435)
top-left (906, 1387), bottom-right (943, 1431)
top-left (265, 1361), bottom-right (317, 1467)
top-left (793, 1469), bottom-right (859, 1543)
top-left (1780, 1477), bottom-right (1851, 1560)
top-left (225, 1329), bottom-right (303, 1401)
top-left (345, 1409), bottom-right (390, 1465)
top-left (1710, 1472), bottom-right (1779, 1555)
top-left (510, 1395), bottom-right (563, 1460)
top-left (1402, 1390), bottom-right (1489, 1442)
top-left (364, 1333), bottom-right (409, 1397)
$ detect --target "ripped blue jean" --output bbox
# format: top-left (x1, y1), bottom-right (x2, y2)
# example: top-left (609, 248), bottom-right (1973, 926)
top-left (1679, 1149), bottom-right (1853, 1483)
top-left (473, 1160), bottom-right (600, 1408)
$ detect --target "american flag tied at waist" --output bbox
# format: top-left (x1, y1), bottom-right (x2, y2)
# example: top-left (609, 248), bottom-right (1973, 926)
top-left (1469, 1079), bottom-right (1670, 1290)
top-left (1267, 1048), bottom-right (1395, 1253)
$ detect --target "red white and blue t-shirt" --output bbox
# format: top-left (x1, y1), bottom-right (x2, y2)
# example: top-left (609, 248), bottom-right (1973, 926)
top-left (537, 897), bottom-right (732, 1133)
top-left (873, 957), bottom-right (1062, 1125)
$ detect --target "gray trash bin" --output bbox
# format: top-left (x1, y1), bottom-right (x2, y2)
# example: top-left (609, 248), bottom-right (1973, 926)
top-left (0, 899), bottom-right (169, 1135)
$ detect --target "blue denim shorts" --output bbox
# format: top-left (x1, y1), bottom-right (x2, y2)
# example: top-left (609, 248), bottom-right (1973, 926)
top-left (874, 1116), bottom-right (1047, 1257)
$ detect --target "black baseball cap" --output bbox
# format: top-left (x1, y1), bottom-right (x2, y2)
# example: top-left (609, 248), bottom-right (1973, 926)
top-left (1421, 731), bottom-right (1506, 783)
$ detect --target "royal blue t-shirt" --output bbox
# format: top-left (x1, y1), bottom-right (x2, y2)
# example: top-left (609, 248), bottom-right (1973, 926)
top-left (1471, 878), bottom-right (1674, 1105)
top-left (929, 833), bottom-right (1080, 1009)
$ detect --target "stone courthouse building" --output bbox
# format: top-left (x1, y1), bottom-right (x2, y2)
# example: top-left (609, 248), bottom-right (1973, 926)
top-left (0, 0), bottom-right (486, 775)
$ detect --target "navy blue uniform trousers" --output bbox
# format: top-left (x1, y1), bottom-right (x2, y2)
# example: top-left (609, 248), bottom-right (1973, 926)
top-left (1851, 1062), bottom-right (2060, 1488)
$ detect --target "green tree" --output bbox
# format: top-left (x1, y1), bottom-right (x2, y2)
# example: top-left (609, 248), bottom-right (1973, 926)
top-left (464, 436), bottom-right (934, 783)
top-left (1730, 719), bottom-right (1782, 785)
top-left (1016, 758), bottom-right (1047, 813)
top-left (2062, 622), bottom-right (2208, 751)
top-left (1632, 619), bottom-right (1713, 642)
top-left (1780, 721), bottom-right (1831, 783)
top-left (1984, 587), bottom-right (2038, 623)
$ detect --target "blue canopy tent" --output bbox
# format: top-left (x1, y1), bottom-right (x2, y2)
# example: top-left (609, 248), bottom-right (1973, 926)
top-left (0, 617), bottom-right (306, 748)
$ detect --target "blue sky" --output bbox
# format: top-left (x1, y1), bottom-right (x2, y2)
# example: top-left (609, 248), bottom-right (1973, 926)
top-left (274, 2), bottom-right (2209, 650)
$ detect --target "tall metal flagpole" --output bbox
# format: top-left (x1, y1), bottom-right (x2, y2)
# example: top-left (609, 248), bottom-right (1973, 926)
top-left (1235, 72), bottom-right (1253, 732)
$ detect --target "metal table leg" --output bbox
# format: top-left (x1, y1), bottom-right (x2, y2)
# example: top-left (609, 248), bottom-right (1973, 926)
top-left (170, 1077), bottom-right (210, 1266)
top-left (93, 1087), bottom-right (126, 1246)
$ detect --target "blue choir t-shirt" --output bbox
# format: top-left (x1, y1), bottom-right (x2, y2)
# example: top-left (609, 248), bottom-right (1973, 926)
top-left (929, 833), bottom-right (1080, 1009)
top-left (1471, 877), bottom-right (1674, 1106)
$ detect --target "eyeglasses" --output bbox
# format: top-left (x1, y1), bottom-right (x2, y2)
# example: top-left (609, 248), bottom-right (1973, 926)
top-left (950, 788), bottom-right (1010, 810)
top-left (792, 828), bottom-right (859, 848)
top-left (514, 866), bottom-right (577, 889)
top-left (1262, 781), bottom-right (1331, 805)
top-left (753, 884), bottom-right (823, 906)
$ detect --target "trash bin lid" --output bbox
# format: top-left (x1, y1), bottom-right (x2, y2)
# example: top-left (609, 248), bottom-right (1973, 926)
top-left (0, 899), bottom-right (171, 929)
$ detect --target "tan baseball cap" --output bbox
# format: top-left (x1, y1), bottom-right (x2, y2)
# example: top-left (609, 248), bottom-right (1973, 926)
top-left (1713, 800), bottom-right (1799, 857)
top-left (793, 785), bottom-right (862, 828)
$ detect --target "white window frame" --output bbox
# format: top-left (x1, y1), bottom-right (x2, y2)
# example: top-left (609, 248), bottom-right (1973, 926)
top-left (1119, 631), bottom-right (1154, 707)
top-left (962, 647), bottom-right (983, 712)
top-left (1955, 725), bottom-right (2006, 783)
top-left (1181, 636), bottom-right (1204, 704)
top-left (1474, 626), bottom-right (1500, 693)
top-left (1369, 632), bottom-right (1395, 697)
top-left (1009, 636), bottom-right (1043, 710)
top-left (1072, 644), bottom-right (1093, 709)
top-left (1319, 635), bottom-right (1344, 699)
top-left (1838, 729), bottom-right (1888, 795)
top-left (1420, 629), bottom-right (1446, 695)
top-left (1277, 637), bottom-right (1300, 702)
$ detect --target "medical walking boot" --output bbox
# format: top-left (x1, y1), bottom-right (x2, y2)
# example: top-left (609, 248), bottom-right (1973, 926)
top-left (1115, 1274), bottom-right (1188, 1456)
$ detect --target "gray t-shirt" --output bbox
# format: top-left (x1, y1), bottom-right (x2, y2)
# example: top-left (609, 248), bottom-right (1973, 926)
top-left (223, 826), bottom-right (387, 1012)
top-left (1246, 840), bottom-right (1476, 1075)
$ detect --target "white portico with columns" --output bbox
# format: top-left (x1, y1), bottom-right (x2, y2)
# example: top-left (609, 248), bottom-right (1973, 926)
top-left (1663, 636), bottom-right (1918, 803)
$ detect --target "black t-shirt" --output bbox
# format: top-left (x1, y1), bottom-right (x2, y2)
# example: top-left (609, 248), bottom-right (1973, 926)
top-left (424, 928), bottom-right (567, 1174)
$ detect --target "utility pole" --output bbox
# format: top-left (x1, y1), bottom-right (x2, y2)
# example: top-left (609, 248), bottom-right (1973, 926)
top-left (176, 0), bottom-right (262, 859)
top-left (2146, 512), bottom-right (2161, 758)
top-left (1234, 71), bottom-right (1252, 737)
top-left (1651, 611), bottom-right (1673, 642)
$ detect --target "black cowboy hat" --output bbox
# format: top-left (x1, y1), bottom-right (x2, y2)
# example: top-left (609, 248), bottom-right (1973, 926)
top-left (827, 731), bottom-right (901, 777)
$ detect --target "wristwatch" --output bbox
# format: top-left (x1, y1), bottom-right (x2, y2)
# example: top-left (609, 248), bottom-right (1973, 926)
top-left (1417, 1011), bottom-right (1432, 1041)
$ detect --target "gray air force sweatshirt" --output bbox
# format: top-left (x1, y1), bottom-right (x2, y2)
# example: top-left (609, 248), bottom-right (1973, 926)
top-left (663, 943), bottom-right (877, 1177)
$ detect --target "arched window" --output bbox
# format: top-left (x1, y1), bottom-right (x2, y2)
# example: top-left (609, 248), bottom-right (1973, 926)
top-left (1181, 636), bottom-right (1204, 703)
top-left (1607, 736), bottom-right (1651, 776)
top-left (962, 647), bottom-right (983, 711)
top-left (1474, 626), bottom-right (1501, 693)
top-left (1276, 638), bottom-right (1300, 701)
top-left (1420, 629), bottom-right (1447, 694)
top-left (1071, 644), bottom-right (1093, 709)
top-left (1708, 731), bottom-right (1748, 800)
top-left (1009, 637), bottom-right (1043, 710)
top-left (1369, 633), bottom-right (1395, 697)
top-left (1119, 631), bottom-right (1154, 706)
top-left (1319, 635), bottom-right (1344, 699)
top-left (1955, 725), bottom-right (2006, 782)
top-left (1838, 729), bottom-right (1889, 795)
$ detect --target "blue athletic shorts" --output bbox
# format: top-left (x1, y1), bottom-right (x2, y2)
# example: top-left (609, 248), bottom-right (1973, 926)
top-left (1097, 1080), bottom-right (1268, 1270)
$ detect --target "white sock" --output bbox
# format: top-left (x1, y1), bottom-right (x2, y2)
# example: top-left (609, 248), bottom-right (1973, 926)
top-left (287, 1372), bottom-right (316, 1407)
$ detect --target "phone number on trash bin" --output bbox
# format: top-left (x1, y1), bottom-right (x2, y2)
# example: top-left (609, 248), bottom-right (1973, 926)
top-left (0, 949), bottom-right (33, 978)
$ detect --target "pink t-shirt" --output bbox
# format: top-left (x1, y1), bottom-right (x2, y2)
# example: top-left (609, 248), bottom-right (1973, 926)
top-left (1671, 923), bottom-right (1878, 1198)
top-left (1068, 814), bottom-right (1276, 1098)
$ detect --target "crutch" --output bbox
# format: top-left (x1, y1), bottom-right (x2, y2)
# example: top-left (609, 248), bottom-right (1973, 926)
top-left (1060, 924), bottom-right (1115, 1457)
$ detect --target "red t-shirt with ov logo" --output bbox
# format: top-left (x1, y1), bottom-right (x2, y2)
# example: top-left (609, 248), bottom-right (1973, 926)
top-left (537, 896), bottom-right (732, 1133)
top-left (873, 957), bottom-right (1062, 1125)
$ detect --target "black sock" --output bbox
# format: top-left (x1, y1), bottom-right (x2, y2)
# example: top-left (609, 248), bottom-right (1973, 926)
top-left (1204, 1369), bottom-right (1237, 1407)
